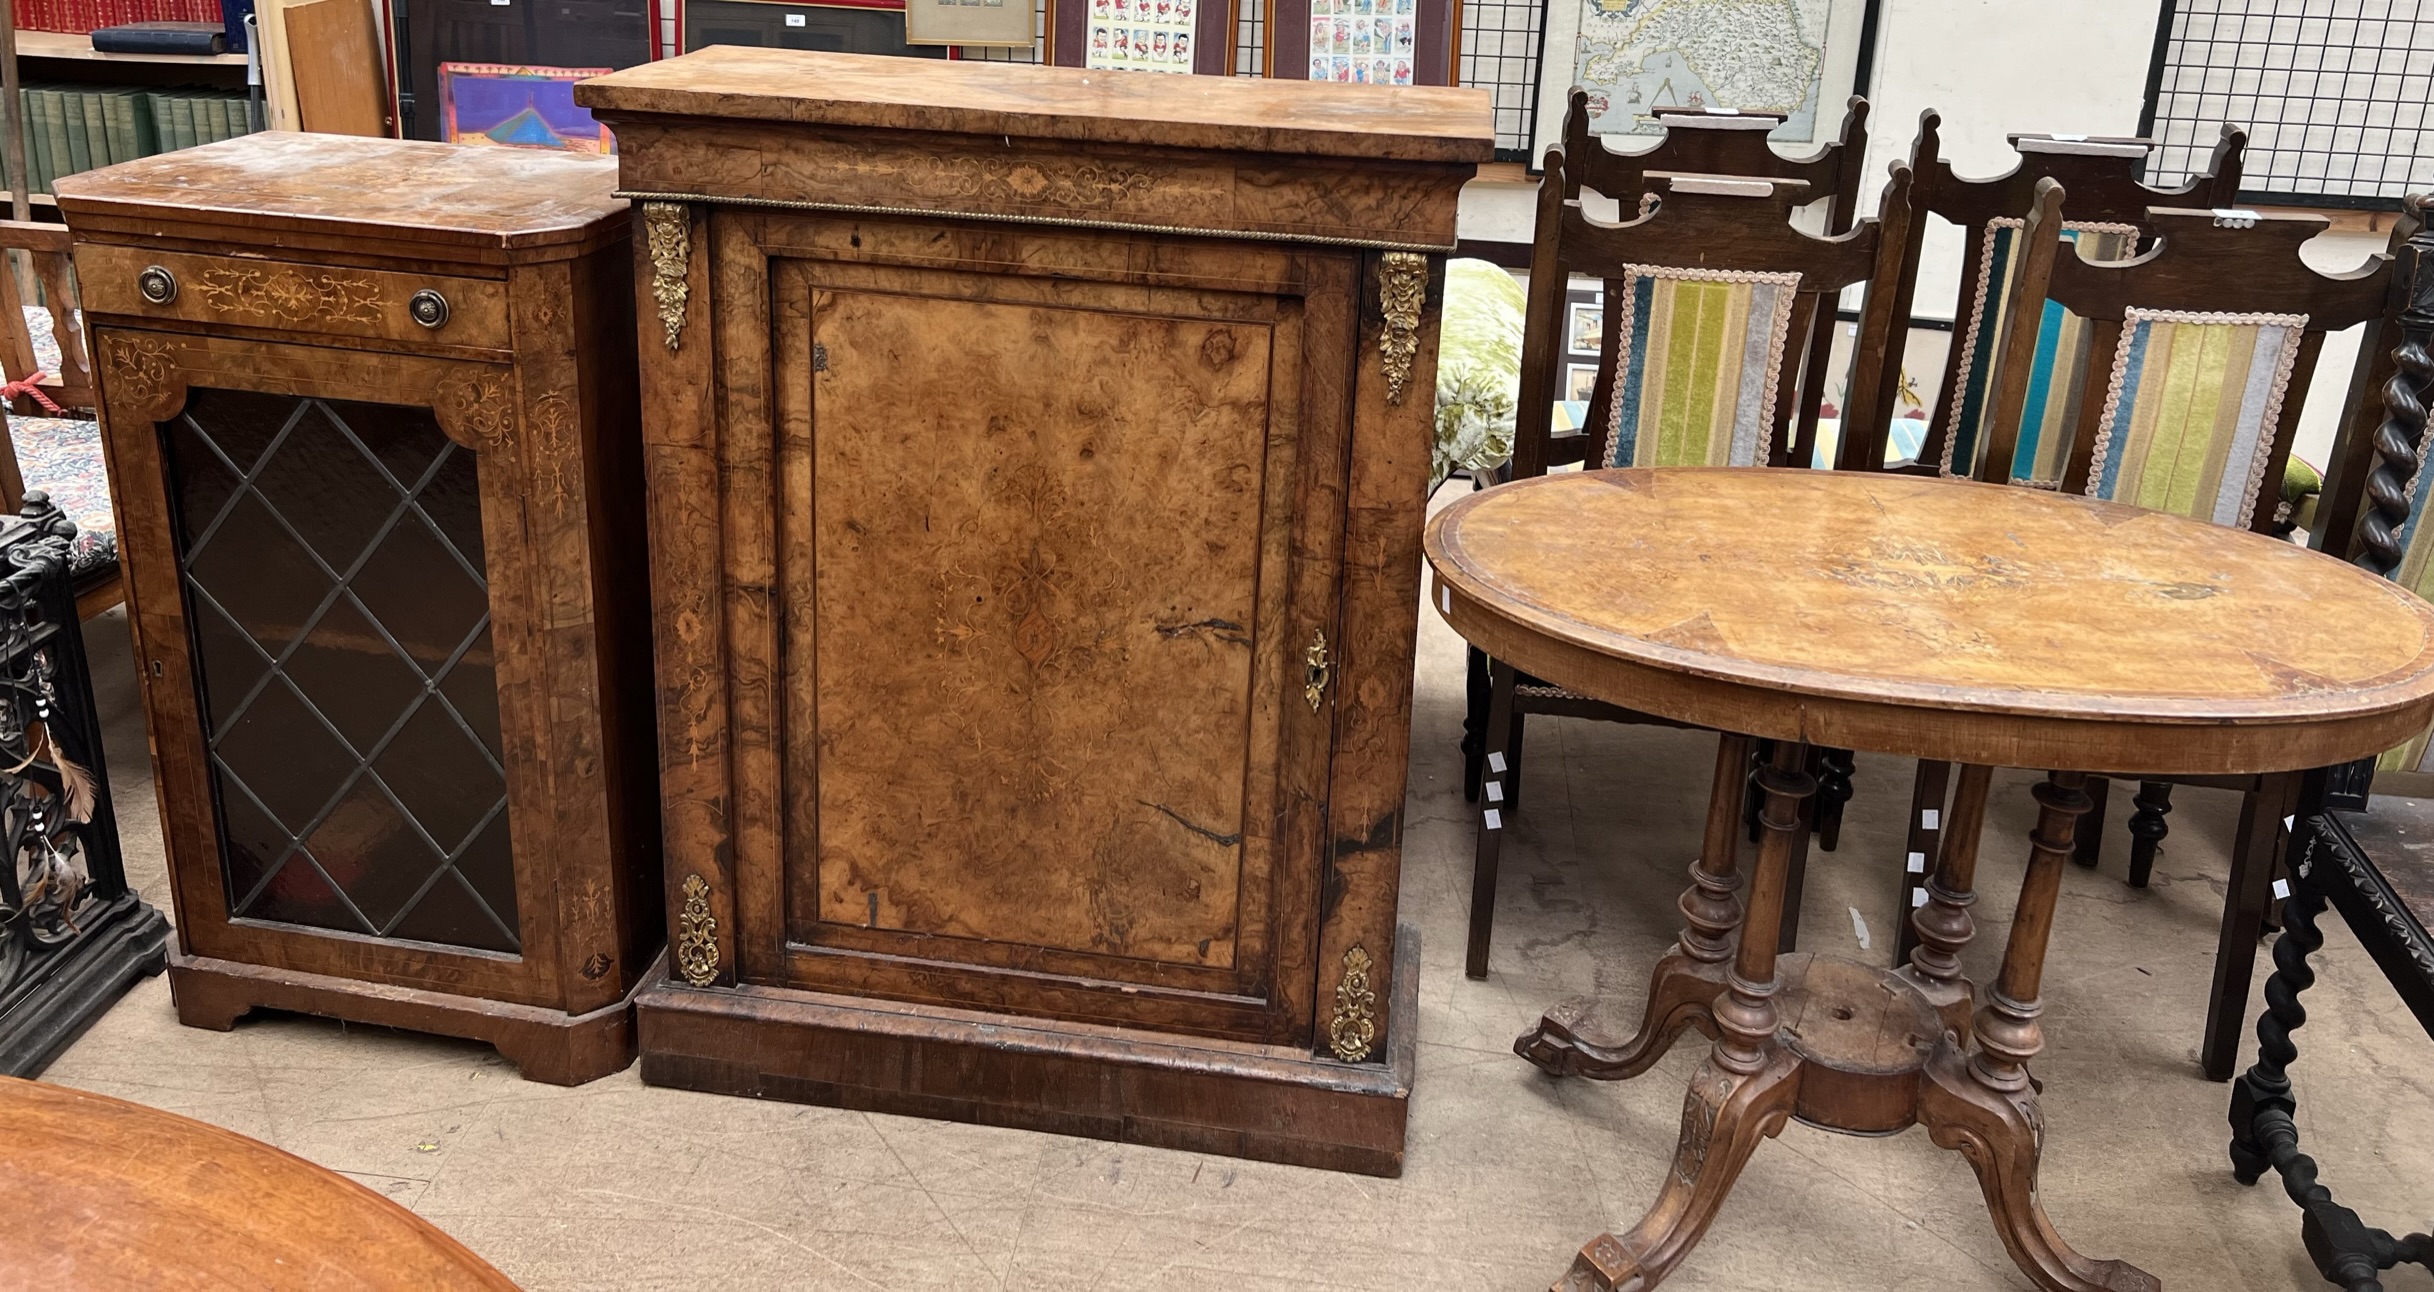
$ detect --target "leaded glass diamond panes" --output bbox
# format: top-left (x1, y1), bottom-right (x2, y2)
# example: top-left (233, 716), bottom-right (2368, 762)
top-left (163, 388), bottom-right (520, 953)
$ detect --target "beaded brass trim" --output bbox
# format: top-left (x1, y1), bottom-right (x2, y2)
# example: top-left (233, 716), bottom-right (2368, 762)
top-left (676, 873), bottom-right (719, 987)
top-left (1328, 945), bottom-right (1379, 1062)
top-left (1378, 251), bottom-right (1426, 405)
top-left (613, 190), bottom-right (1458, 255)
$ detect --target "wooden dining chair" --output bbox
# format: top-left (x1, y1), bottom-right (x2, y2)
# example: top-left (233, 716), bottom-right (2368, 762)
top-left (1909, 178), bottom-right (2395, 1080)
top-left (1461, 151), bottom-right (1915, 980)
top-left (1461, 91), bottom-right (1877, 842)
top-left (1875, 114), bottom-right (2247, 486)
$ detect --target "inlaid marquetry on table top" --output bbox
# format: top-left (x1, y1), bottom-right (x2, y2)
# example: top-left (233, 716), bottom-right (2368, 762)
top-left (1428, 467), bottom-right (2434, 777)
top-left (0, 1076), bottom-right (516, 1289)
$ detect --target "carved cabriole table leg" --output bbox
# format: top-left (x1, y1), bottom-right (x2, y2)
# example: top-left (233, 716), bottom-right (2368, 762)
top-left (1921, 770), bottom-right (2160, 1292)
top-left (1519, 732), bottom-right (1750, 1078)
top-left (1901, 762), bottom-right (1993, 1040)
top-left (1558, 742), bottom-right (1811, 1292)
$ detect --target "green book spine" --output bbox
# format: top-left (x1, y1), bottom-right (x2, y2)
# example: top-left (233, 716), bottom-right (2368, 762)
top-left (20, 90), bottom-right (48, 198)
top-left (130, 90), bottom-right (159, 156)
top-left (203, 96), bottom-right (230, 144)
top-left (102, 94), bottom-right (136, 167)
top-left (59, 90), bottom-right (91, 177)
top-left (76, 91), bottom-right (108, 168)
top-left (36, 91), bottom-right (71, 189)
top-left (173, 95), bottom-right (198, 152)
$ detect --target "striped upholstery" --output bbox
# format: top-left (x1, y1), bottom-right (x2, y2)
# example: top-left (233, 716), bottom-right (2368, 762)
top-left (1942, 220), bottom-right (2138, 482)
top-left (1601, 265), bottom-right (1801, 469)
top-left (2081, 307), bottom-right (2306, 528)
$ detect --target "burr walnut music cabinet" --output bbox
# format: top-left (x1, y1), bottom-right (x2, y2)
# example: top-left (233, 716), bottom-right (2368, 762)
top-left (60, 134), bottom-right (664, 1085)
top-left (576, 49), bottom-right (1491, 1174)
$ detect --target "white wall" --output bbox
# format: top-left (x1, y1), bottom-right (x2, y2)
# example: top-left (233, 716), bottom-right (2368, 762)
top-left (1455, 0), bottom-right (2397, 472)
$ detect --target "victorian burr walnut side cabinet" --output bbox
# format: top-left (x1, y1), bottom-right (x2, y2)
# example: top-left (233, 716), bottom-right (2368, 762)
top-left (576, 48), bottom-right (1492, 1174)
top-left (58, 134), bottom-right (664, 1085)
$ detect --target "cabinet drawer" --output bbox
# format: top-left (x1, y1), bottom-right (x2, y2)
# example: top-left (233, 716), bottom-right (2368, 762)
top-left (75, 245), bottom-right (512, 350)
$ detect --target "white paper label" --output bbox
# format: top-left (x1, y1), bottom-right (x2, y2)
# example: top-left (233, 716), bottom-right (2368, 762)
top-left (1484, 808), bottom-right (1503, 830)
top-left (1484, 781), bottom-right (1504, 803)
top-left (1921, 809), bottom-right (1941, 830)
top-left (1487, 752), bottom-right (1506, 774)
top-left (785, 10), bottom-right (805, 22)
top-left (2272, 878), bottom-right (2291, 900)
top-left (1911, 889), bottom-right (1931, 907)
top-left (2283, 815), bottom-right (2295, 832)
top-left (1847, 907), bottom-right (1871, 951)
top-left (1906, 851), bottom-right (1928, 874)
top-left (1440, 585), bottom-right (1451, 613)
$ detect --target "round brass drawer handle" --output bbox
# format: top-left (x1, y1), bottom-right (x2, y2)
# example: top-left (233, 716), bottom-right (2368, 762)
top-left (408, 289), bottom-right (450, 330)
top-left (136, 265), bottom-right (176, 305)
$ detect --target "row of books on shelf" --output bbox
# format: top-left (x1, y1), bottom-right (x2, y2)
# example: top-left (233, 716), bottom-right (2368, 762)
top-left (10, 85), bottom-right (254, 195)
top-left (18, 0), bottom-right (222, 34)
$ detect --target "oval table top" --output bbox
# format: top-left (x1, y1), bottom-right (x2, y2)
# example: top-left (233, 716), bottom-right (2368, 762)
top-left (0, 1076), bottom-right (516, 1290)
top-left (1425, 468), bottom-right (2434, 775)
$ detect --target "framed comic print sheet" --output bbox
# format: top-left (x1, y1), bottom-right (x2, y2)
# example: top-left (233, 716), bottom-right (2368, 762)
top-left (1266, 0), bottom-right (1455, 85)
top-left (1049, 0), bottom-right (1237, 74)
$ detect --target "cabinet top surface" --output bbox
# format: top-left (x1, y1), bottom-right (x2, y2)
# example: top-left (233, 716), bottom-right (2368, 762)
top-left (55, 133), bottom-right (626, 251)
top-left (1427, 469), bottom-right (2434, 769)
top-left (575, 48), bottom-right (1496, 164)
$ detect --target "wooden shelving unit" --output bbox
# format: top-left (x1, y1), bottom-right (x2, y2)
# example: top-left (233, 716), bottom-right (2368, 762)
top-left (11, 28), bottom-right (246, 66)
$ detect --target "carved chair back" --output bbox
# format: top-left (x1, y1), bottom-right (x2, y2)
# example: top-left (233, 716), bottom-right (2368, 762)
top-left (1559, 89), bottom-right (1872, 233)
top-left (0, 220), bottom-right (95, 510)
top-left (1892, 113), bottom-right (2247, 483)
top-left (1982, 180), bottom-right (2392, 541)
top-left (1556, 90), bottom-right (1873, 467)
top-left (1511, 154), bottom-right (1914, 479)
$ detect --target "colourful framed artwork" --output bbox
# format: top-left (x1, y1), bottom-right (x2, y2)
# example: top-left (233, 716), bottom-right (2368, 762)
top-left (438, 64), bottom-right (615, 154)
top-left (1048, 0), bottom-right (1235, 75)
top-left (1266, 0), bottom-right (1455, 86)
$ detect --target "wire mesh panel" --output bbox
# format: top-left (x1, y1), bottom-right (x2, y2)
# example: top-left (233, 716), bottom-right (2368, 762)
top-left (2145, 0), bottom-right (2434, 205)
top-left (1459, 0), bottom-right (1542, 160)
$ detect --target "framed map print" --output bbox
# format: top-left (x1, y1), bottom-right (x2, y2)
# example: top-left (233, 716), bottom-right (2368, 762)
top-left (1531, 0), bottom-right (1877, 157)
top-left (1049, 0), bottom-right (1237, 73)
top-left (1265, 0), bottom-right (1457, 85)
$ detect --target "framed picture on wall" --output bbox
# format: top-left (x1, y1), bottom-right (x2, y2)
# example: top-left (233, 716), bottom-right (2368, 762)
top-left (907, 0), bottom-right (1034, 46)
top-left (1567, 299), bottom-right (1602, 355)
top-left (1265, 0), bottom-right (1456, 86)
top-left (439, 64), bottom-right (615, 152)
top-left (1047, 0), bottom-right (1237, 75)
top-left (1531, 0), bottom-right (1878, 159)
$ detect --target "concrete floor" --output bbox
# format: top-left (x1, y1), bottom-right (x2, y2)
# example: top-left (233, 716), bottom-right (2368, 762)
top-left (46, 566), bottom-right (2434, 1290)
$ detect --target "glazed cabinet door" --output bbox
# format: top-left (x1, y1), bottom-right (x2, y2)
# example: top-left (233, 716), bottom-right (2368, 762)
top-left (98, 331), bottom-right (564, 1006)
top-left (701, 213), bottom-right (1358, 1046)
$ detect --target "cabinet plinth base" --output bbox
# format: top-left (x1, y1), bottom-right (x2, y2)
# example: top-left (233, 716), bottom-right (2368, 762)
top-left (637, 926), bottom-right (1421, 1177)
top-left (168, 943), bottom-right (650, 1086)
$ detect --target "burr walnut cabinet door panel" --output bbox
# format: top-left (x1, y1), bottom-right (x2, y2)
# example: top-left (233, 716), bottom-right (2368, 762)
top-left (728, 218), bottom-right (1355, 1045)
top-left (101, 332), bottom-right (564, 1006)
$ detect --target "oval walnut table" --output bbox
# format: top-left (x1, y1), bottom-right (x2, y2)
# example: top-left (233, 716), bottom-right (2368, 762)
top-left (0, 1076), bottom-right (516, 1289)
top-left (1424, 467), bottom-right (2434, 1292)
